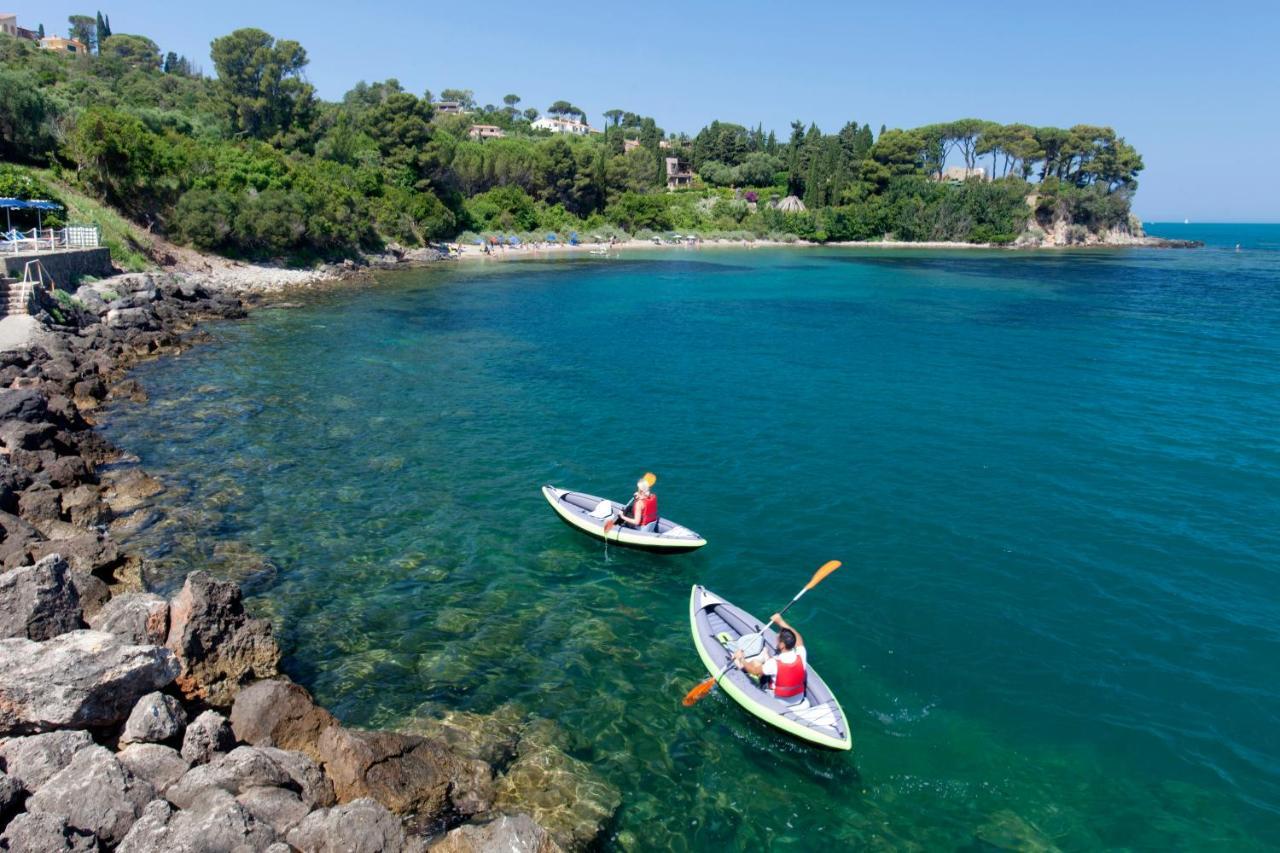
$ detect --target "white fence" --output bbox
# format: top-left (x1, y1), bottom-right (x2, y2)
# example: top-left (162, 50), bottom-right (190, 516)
top-left (2, 226), bottom-right (101, 253)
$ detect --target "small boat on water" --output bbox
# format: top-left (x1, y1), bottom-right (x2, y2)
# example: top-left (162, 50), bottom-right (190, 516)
top-left (689, 585), bottom-right (852, 750)
top-left (541, 485), bottom-right (707, 553)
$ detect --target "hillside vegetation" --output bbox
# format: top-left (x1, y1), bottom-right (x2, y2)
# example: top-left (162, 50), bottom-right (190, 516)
top-left (1, 22), bottom-right (1145, 261)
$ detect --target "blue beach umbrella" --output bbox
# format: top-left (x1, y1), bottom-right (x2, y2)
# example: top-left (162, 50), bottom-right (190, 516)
top-left (546, 233), bottom-right (558, 242)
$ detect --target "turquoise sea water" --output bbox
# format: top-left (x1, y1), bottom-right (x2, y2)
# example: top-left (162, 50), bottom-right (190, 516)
top-left (102, 227), bottom-right (1280, 849)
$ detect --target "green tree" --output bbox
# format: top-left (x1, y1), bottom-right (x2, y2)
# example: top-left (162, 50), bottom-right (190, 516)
top-left (502, 93), bottom-right (520, 116)
top-left (522, 107), bottom-right (538, 122)
top-left (68, 14), bottom-right (96, 49)
top-left (37, 23), bottom-right (45, 38)
top-left (439, 88), bottom-right (474, 108)
top-left (210, 28), bottom-right (316, 144)
top-left (100, 34), bottom-right (162, 71)
top-left (95, 11), bottom-right (111, 50)
top-left (0, 71), bottom-right (59, 163)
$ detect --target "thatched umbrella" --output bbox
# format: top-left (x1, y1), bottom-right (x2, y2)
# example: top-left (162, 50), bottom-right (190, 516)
top-left (775, 195), bottom-right (807, 213)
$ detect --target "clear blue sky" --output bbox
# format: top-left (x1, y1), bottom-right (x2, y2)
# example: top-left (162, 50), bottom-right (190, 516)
top-left (19, 0), bottom-right (1280, 221)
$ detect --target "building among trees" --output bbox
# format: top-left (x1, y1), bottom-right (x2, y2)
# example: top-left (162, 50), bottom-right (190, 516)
top-left (0, 13), bottom-right (41, 41)
top-left (40, 34), bottom-right (88, 54)
top-left (665, 157), bottom-right (693, 190)
top-left (532, 116), bottom-right (596, 136)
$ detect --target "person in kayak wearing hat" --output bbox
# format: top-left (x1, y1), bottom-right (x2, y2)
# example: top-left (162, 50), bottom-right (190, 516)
top-left (615, 476), bottom-right (659, 532)
top-left (733, 614), bottom-right (807, 705)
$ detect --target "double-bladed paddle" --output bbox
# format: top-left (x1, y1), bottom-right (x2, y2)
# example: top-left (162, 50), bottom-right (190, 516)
top-left (603, 472), bottom-right (657, 535)
top-left (681, 559), bottom-right (842, 707)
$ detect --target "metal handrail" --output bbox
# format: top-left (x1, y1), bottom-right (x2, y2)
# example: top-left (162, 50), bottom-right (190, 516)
top-left (1, 225), bottom-right (100, 253)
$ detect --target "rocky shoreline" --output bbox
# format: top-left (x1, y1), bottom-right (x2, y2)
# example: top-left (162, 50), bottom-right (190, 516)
top-left (0, 272), bottom-right (617, 851)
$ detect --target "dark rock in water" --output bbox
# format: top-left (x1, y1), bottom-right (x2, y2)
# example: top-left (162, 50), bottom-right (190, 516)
top-left (0, 554), bottom-right (84, 641)
top-left (29, 531), bottom-right (120, 577)
top-left (403, 706), bottom-right (524, 768)
top-left (0, 630), bottom-right (181, 735)
top-left (0, 811), bottom-right (98, 852)
top-left (285, 797), bottom-right (409, 853)
top-left (26, 744), bottom-right (156, 845)
top-left (315, 726), bottom-right (493, 820)
top-left (0, 389), bottom-right (48, 424)
top-left (429, 813), bottom-right (562, 853)
top-left (0, 730), bottom-right (94, 792)
top-left (229, 679), bottom-right (337, 761)
top-left (116, 787), bottom-right (278, 852)
top-left (88, 592), bottom-right (169, 646)
top-left (0, 770), bottom-right (21, 832)
top-left (236, 785), bottom-right (311, 836)
top-left (115, 743), bottom-right (189, 795)
top-left (256, 746), bottom-right (334, 809)
top-left (180, 709), bottom-right (235, 766)
top-left (120, 692), bottom-right (187, 746)
top-left (165, 571), bottom-right (280, 707)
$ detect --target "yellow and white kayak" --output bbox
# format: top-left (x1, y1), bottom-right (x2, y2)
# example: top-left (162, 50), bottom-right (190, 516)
top-left (541, 485), bottom-right (707, 553)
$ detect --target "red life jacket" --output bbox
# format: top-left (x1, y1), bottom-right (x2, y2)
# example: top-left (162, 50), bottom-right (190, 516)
top-left (772, 653), bottom-right (806, 699)
top-left (638, 493), bottom-right (658, 525)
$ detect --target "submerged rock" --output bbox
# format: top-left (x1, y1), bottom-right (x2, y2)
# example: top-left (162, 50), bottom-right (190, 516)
top-left (493, 722), bottom-right (621, 851)
top-left (165, 571), bottom-right (280, 707)
top-left (0, 554), bottom-right (84, 641)
top-left (26, 744), bottom-right (156, 845)
top-left (0, 630), bottom-right (180, 735)
top-left (402, 705), bottom-right (525, 768)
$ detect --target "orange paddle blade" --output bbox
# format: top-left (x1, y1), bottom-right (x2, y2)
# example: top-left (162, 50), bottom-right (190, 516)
top-left (804, 560), bottom-right (841, 592)
top-left (603, 517), bottom-right (616, 533)
top-left (682, 676), bottom-right (717, 706)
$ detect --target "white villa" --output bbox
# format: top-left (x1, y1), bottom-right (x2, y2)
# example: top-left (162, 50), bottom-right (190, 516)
top-left (531, 116), bottom-right (597, 136)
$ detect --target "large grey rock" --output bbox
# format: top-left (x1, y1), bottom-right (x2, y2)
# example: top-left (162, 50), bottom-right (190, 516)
top-left (0, 730), bottom-right (94, 791)
top-left (165, 746), bottom-right (294, 809)
top-left (117, 788), bottom-right (278, 853)
top-left (236, 785), bottom-right (310, 836)
top-left (0, 554), bottom-right (84, 641)
top-left (180, 710), bottom-right (234, 765)
top-left (0, 811), bottom-right (98, 852)
top-left (87, 593), bottom-right (168, 646)
top-left (229, 679), bottom-right (336, 762)
top-left (257, 746), bottom-right (334, 809)
top-left (0, 630), bottom-right (181, 735)
top-left (286, 798), bottom-right (408, 853)
top-left (429, 813), bottom-right (562, 853)
top-left (26, 745), bottom-right (156, 845)
top-left (115, 743), bottom-right (188, 794)
top-left (120, 692), bottom-right (187, 746)
top-left (166, 572), bottom-right (280, 708)
top-left (105, 307), bottom-right (158, 331)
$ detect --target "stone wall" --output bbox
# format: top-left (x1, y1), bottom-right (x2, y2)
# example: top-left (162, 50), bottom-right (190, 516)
top-left (2, 248), bottom-right (114, 289)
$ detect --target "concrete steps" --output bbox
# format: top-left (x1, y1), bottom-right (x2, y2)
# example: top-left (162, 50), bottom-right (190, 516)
top-left (0, 277), bottom-right (33, 317)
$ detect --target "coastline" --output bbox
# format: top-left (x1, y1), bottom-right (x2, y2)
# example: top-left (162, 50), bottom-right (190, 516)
top-left (0, 270), bottom-right (609, 851)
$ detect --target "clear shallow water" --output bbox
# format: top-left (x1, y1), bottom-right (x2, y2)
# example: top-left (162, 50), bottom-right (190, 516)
top-left (102, 231), bottom-right (1280, 849)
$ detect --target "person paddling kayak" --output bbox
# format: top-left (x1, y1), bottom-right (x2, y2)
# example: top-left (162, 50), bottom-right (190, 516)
top-left (733, 614), bottom-right (807, 705)
top-left (614, 476), bottom-right (659, 532)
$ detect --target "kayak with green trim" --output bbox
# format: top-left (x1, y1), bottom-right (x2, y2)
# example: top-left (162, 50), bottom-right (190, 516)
top-left (689, 584), bottom-right (852, 750)
top-left (542, 485), bottom-right (707, 553)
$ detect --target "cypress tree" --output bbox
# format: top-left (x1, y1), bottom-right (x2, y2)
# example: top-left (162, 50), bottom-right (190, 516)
top-left (95, 12), bottom-right (106, 49)
top-left (37, 23), bottom-right (44, 37)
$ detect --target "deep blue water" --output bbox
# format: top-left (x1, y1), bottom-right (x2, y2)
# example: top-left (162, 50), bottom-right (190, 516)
top-left (102, 227), bottom-right (1280, 849)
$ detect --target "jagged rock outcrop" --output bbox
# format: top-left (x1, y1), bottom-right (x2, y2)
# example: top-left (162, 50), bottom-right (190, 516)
top-left (87, 592), bottom-right (168, 646)
top-left (430, 813), bottom-right (563, 853)
top-left (0, 730), bottom-right (94, 792)
top-left (165, 571), bottom-right (280, 707)
top-left (0, 631), bottom-right (180, 734)
top-left (164, 746), bottom-right (295, 809)
top-left (229, 678), bottom-right (339, 761)
top-left (0, 811), bottom-right (99, 852)
top-left (285, 797), bottom-right (413, 853)
top-left (116, 788), bottom-right (278, 852)
top-left (115, 744), bottom-right (189, 795)
top-left (0, 555), bottom-right (83, 641)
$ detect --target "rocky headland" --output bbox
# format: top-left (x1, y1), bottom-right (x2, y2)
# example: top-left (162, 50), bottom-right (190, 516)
top-left (0, 272), bottom-right (618, 852)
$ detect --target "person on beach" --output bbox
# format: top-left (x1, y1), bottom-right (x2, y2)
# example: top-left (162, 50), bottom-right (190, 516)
top-left (615, 476), bottom-right (658, 532)
top-left (733, 614), bottom-right (807, 705)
